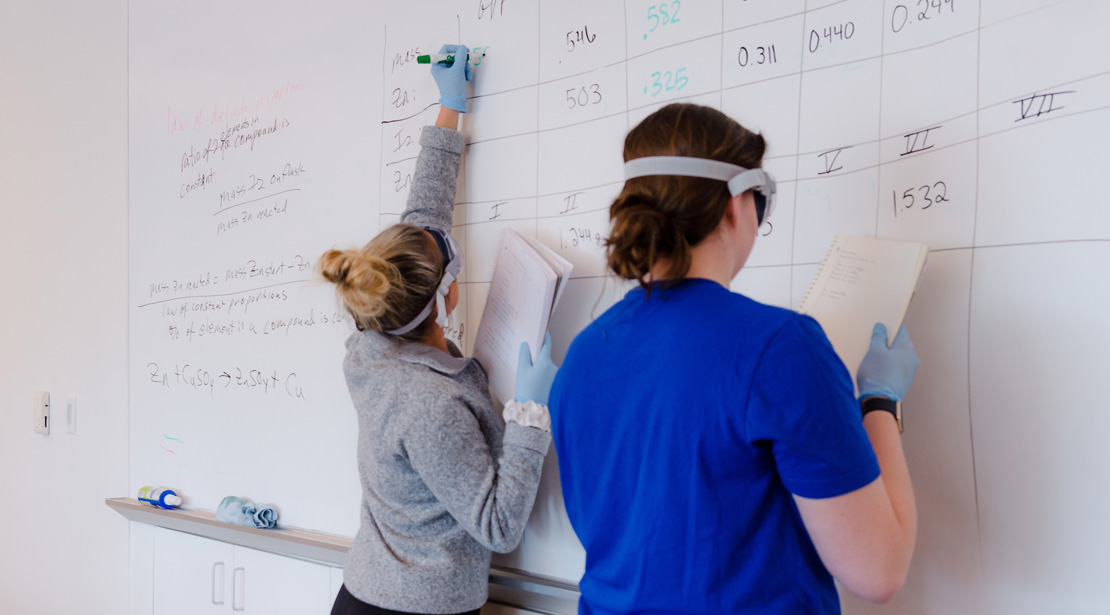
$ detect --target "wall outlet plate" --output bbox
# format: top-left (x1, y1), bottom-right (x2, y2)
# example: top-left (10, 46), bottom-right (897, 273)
top-left (33, 391), bottom-right (50, 435)
top-left (65, 395), bottom-right (77, 434)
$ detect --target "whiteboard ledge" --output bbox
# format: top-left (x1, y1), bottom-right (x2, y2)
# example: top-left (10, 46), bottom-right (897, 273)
top-left (106, 498), bottom-right (580, 613)
top-left (106, 497), bottom-right (350, 566)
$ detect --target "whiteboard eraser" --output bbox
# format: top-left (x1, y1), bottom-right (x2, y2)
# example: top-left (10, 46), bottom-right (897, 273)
top-left (33, 391), bottom-right (50, 435)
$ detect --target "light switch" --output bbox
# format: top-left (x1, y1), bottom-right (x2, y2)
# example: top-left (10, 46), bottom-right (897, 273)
top-left (65, 396), bottom-right (77, 434)
top-left (33, 391), bottom-right (50, 435)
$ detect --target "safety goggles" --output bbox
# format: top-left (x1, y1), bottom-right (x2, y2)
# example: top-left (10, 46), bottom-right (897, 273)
top-left (623, 156), bottom-right (777, 226)
top-left (386, 226), bottom-right (462, 336)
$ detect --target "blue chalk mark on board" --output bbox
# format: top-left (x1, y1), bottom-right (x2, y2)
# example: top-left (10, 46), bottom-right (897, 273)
top-left (164, 435), bottom-right (184, 444)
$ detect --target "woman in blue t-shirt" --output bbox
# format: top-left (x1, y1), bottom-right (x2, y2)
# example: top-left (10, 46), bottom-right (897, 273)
top-left (549, 103), bottom-right (919, 614)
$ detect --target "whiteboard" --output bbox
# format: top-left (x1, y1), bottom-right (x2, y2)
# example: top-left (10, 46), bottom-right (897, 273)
top-left (130, 0), bottom-right (1110, 610)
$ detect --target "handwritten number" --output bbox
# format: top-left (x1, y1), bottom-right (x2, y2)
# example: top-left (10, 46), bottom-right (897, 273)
top-left (934, 181), bottom-right (949, 203)
top-left (892, 5), bottom-right (909, 32)
top-left (566, 84), bottom-right (602, 109)
top-left (893, 181), bottom-right (949, 217)
top-left (646, 1), bottom-right (680, 36)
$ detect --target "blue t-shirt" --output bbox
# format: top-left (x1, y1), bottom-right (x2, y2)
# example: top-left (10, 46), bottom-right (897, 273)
top-left (550, 279), bottom-right (880, 614)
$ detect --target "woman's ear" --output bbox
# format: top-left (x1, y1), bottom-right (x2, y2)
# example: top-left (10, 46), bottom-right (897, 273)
top-left (720, 193), bottom-right (745, 230)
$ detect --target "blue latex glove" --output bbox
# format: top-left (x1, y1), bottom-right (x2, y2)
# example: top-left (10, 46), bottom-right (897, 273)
top-left (857, 323), bottom-right (920, 402)
top-left (431, 44), bottom-right (472, 112)
top-left (515, 333), bottom-right (559, 405)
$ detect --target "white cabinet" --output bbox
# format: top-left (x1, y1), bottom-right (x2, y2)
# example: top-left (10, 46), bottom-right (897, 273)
top-left (151, 527), bottom-right (335, 615)
top-left (153, 528), bottom-right (233, 614)
top-left (230, 541), bottom-right (333, 614)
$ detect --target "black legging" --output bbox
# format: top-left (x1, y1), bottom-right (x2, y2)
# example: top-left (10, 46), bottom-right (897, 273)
top-left (330, 585), bottom-right (481, 615)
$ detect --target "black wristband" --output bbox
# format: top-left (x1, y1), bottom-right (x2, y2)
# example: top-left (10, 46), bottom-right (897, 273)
top-left (861, 397), bottom-right (903, 433)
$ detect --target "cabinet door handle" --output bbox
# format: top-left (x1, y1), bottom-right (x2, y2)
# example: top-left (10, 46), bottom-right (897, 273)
top-left (232, 566), bottom-right (246, 612)
top-left (211, 562), bottom-right (225, 605)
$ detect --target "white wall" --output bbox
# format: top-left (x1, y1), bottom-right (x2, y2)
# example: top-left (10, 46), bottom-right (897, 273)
top-left (0, 1), bottom-right (130, 613)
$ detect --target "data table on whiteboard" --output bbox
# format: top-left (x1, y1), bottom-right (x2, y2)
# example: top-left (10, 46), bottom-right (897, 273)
top-left (377, 0), bottom-right (1110, 606)
top-left (128, 0), bottom-right (1110, 610)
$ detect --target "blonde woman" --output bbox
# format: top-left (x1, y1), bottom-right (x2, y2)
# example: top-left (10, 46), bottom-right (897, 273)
top-left (322, 46), bottom-right (558, 615)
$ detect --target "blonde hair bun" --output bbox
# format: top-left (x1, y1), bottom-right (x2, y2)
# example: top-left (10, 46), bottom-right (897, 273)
top-left (318, 224), bottom-right (445, 338)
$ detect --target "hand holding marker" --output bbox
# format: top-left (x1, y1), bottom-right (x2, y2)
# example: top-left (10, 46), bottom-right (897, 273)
top-left (416, 49), bottom-right (487, 66)
top-left (427, 44), bottom-right (474, 112)
top-left (423, 46), bottom-right (488, 113)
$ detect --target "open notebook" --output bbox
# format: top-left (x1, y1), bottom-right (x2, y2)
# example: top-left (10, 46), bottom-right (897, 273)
top-left (473, 229), bottom-right (573, 404)
top-left (798, 234), bottom-right (928, 389)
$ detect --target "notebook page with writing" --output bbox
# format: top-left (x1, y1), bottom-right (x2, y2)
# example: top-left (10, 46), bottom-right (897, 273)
top-left (473, 230), bottom-right (559, 404)
top-left (798, 235), bottom-right (928, 388)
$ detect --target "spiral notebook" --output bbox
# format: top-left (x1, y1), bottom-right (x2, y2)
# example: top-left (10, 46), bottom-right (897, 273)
top-left (798, 234), bottom-right (929, 387)
top-left (473, 229), bottom-right (573, 404)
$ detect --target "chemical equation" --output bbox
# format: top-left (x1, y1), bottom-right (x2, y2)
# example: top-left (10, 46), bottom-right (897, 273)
top-left (145, 362), bottom-right (306, 400)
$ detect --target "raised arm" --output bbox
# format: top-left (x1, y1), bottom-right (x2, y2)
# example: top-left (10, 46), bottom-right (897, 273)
top-left (794, 323), bottom-right (919, 603)
top-left (400, 45), bottom-right (470, 232)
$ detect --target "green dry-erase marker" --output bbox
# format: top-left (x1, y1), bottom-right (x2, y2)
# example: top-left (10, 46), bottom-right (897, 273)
top-left (416, 52), bottom-right (484, 65)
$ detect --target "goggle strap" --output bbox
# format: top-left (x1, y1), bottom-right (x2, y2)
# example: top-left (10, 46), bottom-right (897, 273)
top-left (625, 156), bottom-right (774, 196)
top-left (434, 293), bottom-right (448, 328)
top-left (386, 299), bottom-right (435, 336)
top-left (386, 265), bottom-right (458, 336)
top-left (625, 156), bottom-right (745, 186)
top-left (623, 155), bottom-right (776, 224)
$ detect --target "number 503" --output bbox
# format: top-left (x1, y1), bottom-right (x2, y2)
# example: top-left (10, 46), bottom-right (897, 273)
top-left (566, 84), bottom-right (602, 109)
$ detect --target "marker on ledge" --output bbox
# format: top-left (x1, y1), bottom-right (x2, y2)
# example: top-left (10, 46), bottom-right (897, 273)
top-left (417, 51), bottom-right (485, 65)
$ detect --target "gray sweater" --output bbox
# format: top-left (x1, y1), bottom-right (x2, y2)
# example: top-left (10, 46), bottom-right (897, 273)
top-left (342, 125), bottom-right (552, 614)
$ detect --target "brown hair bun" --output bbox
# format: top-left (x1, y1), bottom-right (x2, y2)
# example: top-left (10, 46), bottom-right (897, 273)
top-left (607, 103), bottom-right (766, 292)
